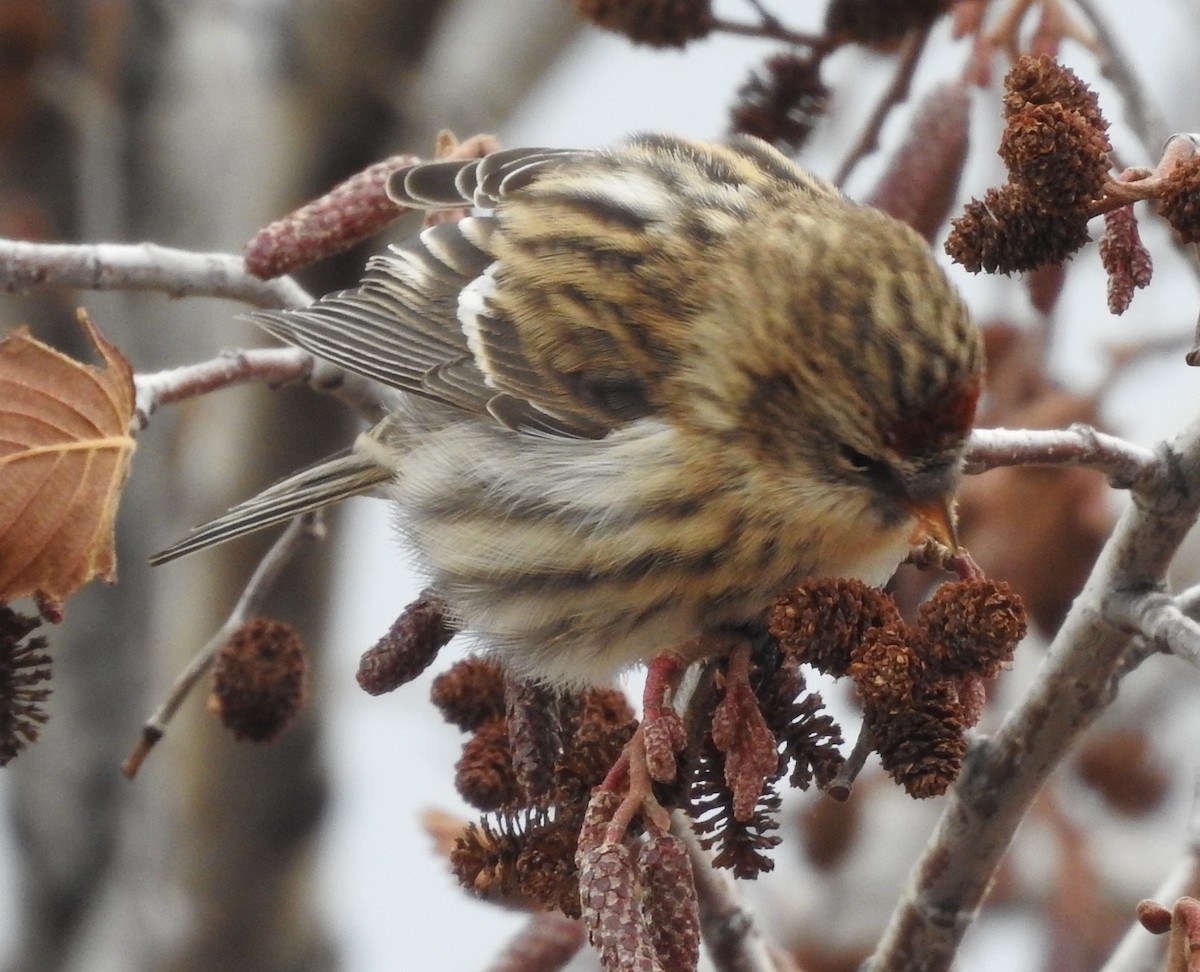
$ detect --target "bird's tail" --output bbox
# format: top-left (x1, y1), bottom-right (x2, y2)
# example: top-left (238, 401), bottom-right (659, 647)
top-left (150, 450), bottom-right (393, 565)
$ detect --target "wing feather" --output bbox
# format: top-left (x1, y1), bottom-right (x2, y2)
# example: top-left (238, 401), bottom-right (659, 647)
top-left (150, 451), bottom-right (392, 564)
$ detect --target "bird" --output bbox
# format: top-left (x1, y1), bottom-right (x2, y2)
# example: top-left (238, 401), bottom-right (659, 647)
top-left (152, 133), bottom-right (984, 687)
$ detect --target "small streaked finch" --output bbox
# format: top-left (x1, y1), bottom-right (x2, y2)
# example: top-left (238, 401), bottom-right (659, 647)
top-left (154, 133), bottom-right (984, 686)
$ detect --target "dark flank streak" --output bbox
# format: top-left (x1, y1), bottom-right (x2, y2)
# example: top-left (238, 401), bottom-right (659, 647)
top-left (680, 211), bottom-right (721, 247)
top-left (622, 593), bottom-right (684, 631)
top-left (850, 297), bottom-right (874, 355)
top-left (500, 540), bottom-right (730, 594)
top-left (420, 482), bottom-right (721, 528)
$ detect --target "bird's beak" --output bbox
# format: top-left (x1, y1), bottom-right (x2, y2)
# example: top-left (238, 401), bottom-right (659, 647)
top-left (906, 496), bottom-right (959, 551)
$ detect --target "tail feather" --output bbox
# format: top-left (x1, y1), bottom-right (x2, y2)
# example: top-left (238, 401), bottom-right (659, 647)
top-left (150, 451), bottom-right (393, 565)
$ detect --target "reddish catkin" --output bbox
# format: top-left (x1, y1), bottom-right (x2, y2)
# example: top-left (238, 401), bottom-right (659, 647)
top-left (577, 842), bottom-right (662, 972)
top-left (357, 588), bottom-right (458, 695)
top-left (867, 81), bottom-right (971, 242)
top-left (1098, 205), bottom-right (1153, 315)
top-left (637, 830), bottom-right (701, 972)
top-left (243, 154), bottom-right (417, 278)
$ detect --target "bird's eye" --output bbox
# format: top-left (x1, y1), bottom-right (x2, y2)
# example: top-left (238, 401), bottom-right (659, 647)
top-left (837, 444), bottom-right (891, 481)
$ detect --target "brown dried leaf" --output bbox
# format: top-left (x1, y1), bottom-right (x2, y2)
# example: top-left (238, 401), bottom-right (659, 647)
top-left (0, 312), bottom-right (134, 602)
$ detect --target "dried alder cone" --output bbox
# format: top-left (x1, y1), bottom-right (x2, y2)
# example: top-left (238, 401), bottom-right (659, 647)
top-left (947, 55), bottom-right (1111, 274)
top-left (442, 659), bottom-right (636, 917)
top-left (770, 577), bottom-right (1026, 798)
top-left (730, 53), bottom-right (829, 156)
top-left (948, 54), bottom-right (1200, 314)
top-left (0, 312), bottom-right (135, 605)
top-left (0, 604), bottom-right (51, 766)
top-left (572, 0), bottom-right (713, 47)
top-left (436, 576), bottom-right (1025, 964)
top-left (1157, 155), bottom-right (1200, 243)
top-left (208, 618), bottom-right (307, 743)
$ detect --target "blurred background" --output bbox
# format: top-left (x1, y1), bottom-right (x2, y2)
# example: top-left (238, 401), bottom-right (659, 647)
top-left (1, 1), bottom-right (1199, 970)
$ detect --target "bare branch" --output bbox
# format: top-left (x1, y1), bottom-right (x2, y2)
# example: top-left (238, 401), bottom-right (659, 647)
top-left (866, 413), bottom-right (1200, 972)
top-left (485, 911), bottom-right (585, 972)
top-left (1071, 0), bottom-right (1171, 159)
top-left (965, 425), bottom-right (1163, 490)
top-left (708, 16), bottom-right (830, 50)
top-left (122, 512), bottom-right (323, 778)
top-left (673, 814), bottom-right (793, 972)
top-left (132, 348), bottom-right (389, 430)
top-left (0, 238), bottom-right (312, 309)
top-left (1106, 591), bottom-right (1200, 669)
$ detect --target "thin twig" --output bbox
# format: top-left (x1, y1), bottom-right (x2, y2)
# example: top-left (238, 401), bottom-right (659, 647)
top-left (965, 425), bottom-right (1163, 491)
top-left (132, 348), bottom-right (389, 431)
top-left (709, 16), bottom-right (831, 50)
top-left (1070, 0), bottom-right (1171, 160)
top-left (0, 238), bottom-right (311, 309)
top-left (826, 725), bottom-right (875, 801)
top-left (484, 910), bottom-right (585, 972)
top-left (121, 513), bottom-right (322, 778)
top-left (833, 25), bottom-right (933, 189)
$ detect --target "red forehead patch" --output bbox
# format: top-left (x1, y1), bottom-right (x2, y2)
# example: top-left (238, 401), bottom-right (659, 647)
top-left (883, 372), bottom-right (981, 456)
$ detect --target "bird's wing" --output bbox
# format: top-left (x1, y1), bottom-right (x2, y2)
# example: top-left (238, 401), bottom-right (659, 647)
top-left (149, 449), bottom-right (392, 565)
top-left (389, 147), bottom-right (589, 210)
top-left (249, 147), bottom-right (615, 440)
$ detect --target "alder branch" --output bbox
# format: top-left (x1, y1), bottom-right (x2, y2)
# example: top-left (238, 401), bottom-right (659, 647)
top-left (966, 425), bottom-right (1164, 490)
top-left (674, 815), bottom-right (793, 972)
top-left (708, 16), bottom-right (830, 50)
top-left (132, 348), bottom-right (389, 430)
top-left (1105, 591), bottom-right (1200, 669)
top-left (1071, 0), bottom-right (1171, 159)
top-left (0, 238), bottom-right (312, 309)
top-left (1098, 784), bottom-right (1200, 972)
top-left (121, 512), bottom-right (322, 778)
top-left (866, 412), bottom-right (1200, 972)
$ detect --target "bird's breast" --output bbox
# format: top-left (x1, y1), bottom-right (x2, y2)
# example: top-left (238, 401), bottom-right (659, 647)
top-left (386, 410), bottom-right (914, 684)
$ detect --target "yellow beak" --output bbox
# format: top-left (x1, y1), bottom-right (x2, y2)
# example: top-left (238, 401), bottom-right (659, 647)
top-left (906, 496), bottom-right (959, 551)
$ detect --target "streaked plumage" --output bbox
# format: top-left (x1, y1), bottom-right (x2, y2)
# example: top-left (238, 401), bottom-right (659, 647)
top-left (153, 134), bottom-right (983, 685)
